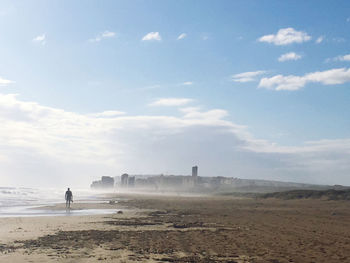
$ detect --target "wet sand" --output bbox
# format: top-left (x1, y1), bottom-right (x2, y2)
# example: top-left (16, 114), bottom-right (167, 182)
top-left (0, 194), bottom-right (350, 262)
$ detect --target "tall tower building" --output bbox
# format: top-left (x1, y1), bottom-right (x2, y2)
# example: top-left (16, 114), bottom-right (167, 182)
top-left (192, 166), bottom-right (198, 177)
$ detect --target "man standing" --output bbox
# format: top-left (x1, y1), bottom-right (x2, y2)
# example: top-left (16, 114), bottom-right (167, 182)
top-left (65, 188), bottom-right (73, 209)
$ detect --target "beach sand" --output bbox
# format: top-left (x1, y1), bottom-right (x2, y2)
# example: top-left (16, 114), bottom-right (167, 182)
top-left (1, 194), bottom-right (350, 262)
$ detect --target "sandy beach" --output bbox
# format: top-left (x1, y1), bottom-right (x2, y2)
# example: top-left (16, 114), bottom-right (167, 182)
top-left (0, 194), bottom-right (350, 262)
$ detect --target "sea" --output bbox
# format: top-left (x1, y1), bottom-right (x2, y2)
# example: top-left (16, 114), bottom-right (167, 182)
top-left (0, 187), bottom-right (119, 218)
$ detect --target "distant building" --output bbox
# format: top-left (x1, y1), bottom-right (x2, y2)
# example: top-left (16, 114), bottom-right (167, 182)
top-left (90, 166), bottom-right (326, 193)
top-left (192, 166), bottom-right (198, 177)
top-left (91, 176), bottom-right (115, 189)
top-left (91, 166), bottom-right (203, 191)
top-left (101, 176), bottom-right (114, 187)
top-left (128, 176), bottom-right (135, 187)
top-left (121, 173), bottom-right (129, 187)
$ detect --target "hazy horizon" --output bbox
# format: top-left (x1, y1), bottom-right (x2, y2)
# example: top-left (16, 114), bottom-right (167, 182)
top-left (1, 0), bottom-right (350, 188)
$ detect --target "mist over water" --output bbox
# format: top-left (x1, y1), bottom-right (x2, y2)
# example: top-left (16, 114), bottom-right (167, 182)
top-left (0, 187), bottom-right (63, 207)
top-left (0, 187), bottom-right (118, 217)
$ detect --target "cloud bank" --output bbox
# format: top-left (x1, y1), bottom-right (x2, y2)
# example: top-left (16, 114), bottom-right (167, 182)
top-left (0, 93), bottom-right (349, 187)
top-left (149, 98), bottom-right (193, 107)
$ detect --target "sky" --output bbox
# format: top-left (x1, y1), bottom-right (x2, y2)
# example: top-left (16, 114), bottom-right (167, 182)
top-left (0, 0), bottom-right (350, 187)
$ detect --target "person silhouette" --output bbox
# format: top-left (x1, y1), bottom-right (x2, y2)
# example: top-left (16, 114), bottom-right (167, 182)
top-left (65, 188), bottom-right (73, 209)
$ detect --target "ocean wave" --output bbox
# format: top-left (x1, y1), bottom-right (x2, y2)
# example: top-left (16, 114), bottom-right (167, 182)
top-left (0, 187), bottom-right (108, 208)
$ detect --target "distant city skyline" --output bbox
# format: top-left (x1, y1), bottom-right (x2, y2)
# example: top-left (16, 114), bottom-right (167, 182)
top-left (0, 0), bottom-right (349, 187)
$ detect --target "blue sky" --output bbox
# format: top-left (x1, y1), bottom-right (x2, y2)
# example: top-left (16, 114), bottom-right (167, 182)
top-left (0, 0), bottom-right (350, 187)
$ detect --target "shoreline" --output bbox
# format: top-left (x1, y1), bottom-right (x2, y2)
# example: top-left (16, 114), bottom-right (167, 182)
top-left (0, 201), bottom-right (123, 218)
top-left (0, 200), bottom-right (138, 242)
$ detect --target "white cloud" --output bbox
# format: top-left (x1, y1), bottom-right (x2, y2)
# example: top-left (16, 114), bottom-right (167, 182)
top-left (32, 34), bottom-right (46, 45)
top-left (142, 32), bottom-right (162, 41)
top-left (232, 71), bottom-right (266, 83)
top-left (259, 75), bottom-right (306, 91)
top-left (90, 111), bottom-right (126, 118)
top-left (258, 27), bottom-right (311, 45)
top-left (259, 68), bottom-right (350, 91)
top-left (101, 31), bottom-right (115, 38)
top-left (0, 93), bottom-right (349, 187)
top-left (306, 68), bottom-right (350, 84)
top-left (177, 33), bottom-right (187, 40)
top-left (333, 54), bottom-right (350, 62)
top-left (180, 107), bottom-right (229, 120)
top-left (315, 36), bottom-right (324, 44)
top-left (0, 77), bottom-right (14, 86)
top-left (278, 52), bottom-right (302, 62)
top-left (89, 30), bottom-right (116, 42)
top-left (181, 81), bottom-right (193, 86)
top-left (178, 107), bottom-right (201, 114)
top-left (149, 98), bottom-right (193, 107)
